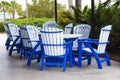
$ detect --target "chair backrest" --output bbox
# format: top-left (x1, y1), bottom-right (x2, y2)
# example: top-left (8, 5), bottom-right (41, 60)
top-left (26, 25), bottom-right (40, 49)
top-left (74, 24), bottom-right (91, 38)
top-left (73, 24), bottom-right (91, 49)
top-left (40, 28), bottom-right (64, 56)
top-left (3, 23), bottom-right (11, 40)
top-left (3, 23), bottom-right (10, 33)
top-left (20, 26), bottom-right (32, 48)
top-left (7, 23), bottom-right (20, 41)
top-left (64, 23), bottom-right (73, 34)
top-left (43, 21), bottom-right (58, 28)
top-left (97, 25), bottom-right (112, 53)
top-left (20, 25), bottom-right (41, 49)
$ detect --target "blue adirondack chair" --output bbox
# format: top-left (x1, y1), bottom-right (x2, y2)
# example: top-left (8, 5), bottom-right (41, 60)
top-left (43, 21), bottom-right (58, 28)
top-left (40, 28), bottom-right (73, 72)
top-left (72, 24), bottom-right (91, 63)
top-left (3, 23), bottom-right (12, 50)
top-left (64, 23), bottom-right (73, 34)
top-left (20, 25), bottom-right (42, 66)
top-left (78, 25), bottom-right (112, 69)
top-left (20, 26), bottom-right (31, 59)
top-left (72, 24), bottom-right (91, 51)
top-left (4, 23), bottom-right (21, 56)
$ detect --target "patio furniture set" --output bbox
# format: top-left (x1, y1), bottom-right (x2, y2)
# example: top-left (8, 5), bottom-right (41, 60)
top-left (3, 21), bottom-right (112, 72)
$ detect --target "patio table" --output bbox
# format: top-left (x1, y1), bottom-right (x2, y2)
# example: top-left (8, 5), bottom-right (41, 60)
top-left (63, 34), bottom-right (82, 39)
top-left (63, 34), bottom-right (83, 67)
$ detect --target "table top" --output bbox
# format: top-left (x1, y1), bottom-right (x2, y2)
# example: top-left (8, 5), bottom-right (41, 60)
top-left (63, 34), bottom-right (83, 39)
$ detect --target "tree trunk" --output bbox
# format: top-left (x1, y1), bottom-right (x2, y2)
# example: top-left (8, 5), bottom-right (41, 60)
top-left (3, 11), bottom-right (6, 22)
top-left (68, 0), bottom-right (73, 12)
top-left (75, 0), bottom-right (81, 9)
top-left (68, 0), bottom-right (73, 8)
top-left (99, 0), bottom-right (101, 3)
top-left (12, 3), bottom-right (15, 20)
top-left (26, 0), bottom-right (28, 25)
top-left (3, 7), bottom-right (6, 22)
top-left (12, 10), bottom-right (15, 20)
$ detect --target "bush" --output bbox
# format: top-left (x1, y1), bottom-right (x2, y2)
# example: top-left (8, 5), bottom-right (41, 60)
top-left (0, 22), bottom-right (4, 32)
top-left (94, 3), bottom-right (120, 53)
top-left (6, 17), bottom-right (54, 28)
top-left (58, 6), bottom-right (91, 29)
top-left (0, 18), bottom-right (54, 32)
top-left (58, 1), bottom-right (120, 54)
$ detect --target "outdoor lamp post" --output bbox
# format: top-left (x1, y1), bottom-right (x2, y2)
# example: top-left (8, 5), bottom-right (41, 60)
top-left (91, 0), bottom-right (95, 28)
top-left (54, 0), bottom-right (57, 23)
top-left (90, 0), bottom-right (95, 38)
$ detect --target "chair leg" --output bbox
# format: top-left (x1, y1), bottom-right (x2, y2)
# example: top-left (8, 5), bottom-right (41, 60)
top-left (104, 52), bottom-right (111, 66)
top-left (27, 51), bottom-right (34, 66)
top-left (6, 38), bottom-right (10, 50)
top-left (6, 40), bottom-right (11, 50)
top-left (78, 51), bottom-right (82, 68)
top-left (37, 52), bottom-right (42, 63)
top-left (6, 44), bottom-right (10, 50)
top-left (20, 48), bottom-right (23, 60)
top-left (40, 53), bottom-right (44, 71)
top-left (94, 54), bottom-right (102, 69)
top-left (87, 55), bottom-right (92, 65)
top-left (17, 44), bottom-right (21, 53)
top-left (62, 56), bottom-right (67, 72)
top-left (9, 44), bottom-right (14, 56)
top-left (5, 38), bottom-right (8, 46)
top-left (69, 45), bottom-right (73, 68)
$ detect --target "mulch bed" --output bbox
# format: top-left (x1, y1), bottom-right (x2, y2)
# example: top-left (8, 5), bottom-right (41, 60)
top-left (108, 52), bottom-right (120, 62)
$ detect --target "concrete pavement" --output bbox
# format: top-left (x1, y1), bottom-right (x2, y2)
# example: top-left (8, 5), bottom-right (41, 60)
top-left (0, 33), bottom-right (120, 80)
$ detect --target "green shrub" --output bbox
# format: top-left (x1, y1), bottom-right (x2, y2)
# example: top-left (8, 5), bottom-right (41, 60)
top-left (58, 1), bottom-right (120, 53)
top-left (6, 17), bottom-right (54, 28)
top-left (58, 6), bottom-right (91, 29)
top-left (94, 2), bottom-right (120, 52)
top-left (0, 17), bottom-right (54, 32)
top-left (0, 22), bottom-right (4, 32)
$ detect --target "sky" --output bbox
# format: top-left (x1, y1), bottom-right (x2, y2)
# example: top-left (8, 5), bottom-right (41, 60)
top-left (0, 0), bottom-right (107, 10)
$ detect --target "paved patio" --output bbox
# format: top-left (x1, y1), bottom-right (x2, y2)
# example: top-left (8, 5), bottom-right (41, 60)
top-left (0, 33), bottom-right (120, 80)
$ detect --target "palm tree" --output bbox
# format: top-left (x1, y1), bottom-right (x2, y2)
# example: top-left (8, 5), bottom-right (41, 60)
top-left (75, 0), bottom-right (82, 9)
top-left (8, 1), bottom-right (23, 19)
top-left (99, 0), bottom-right (101, 3)
top-left (68, 0), bottom-right (73, 12)
top-left (0, 1), bottom-right (10, 22)
top-left (26, 0), bottom-right (28, 24)
top-left (112, 0), bottom-right (120, 7)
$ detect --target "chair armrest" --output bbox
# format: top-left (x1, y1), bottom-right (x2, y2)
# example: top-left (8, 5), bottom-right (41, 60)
top-left (32, 40), bottom-right (42, 50)
top-left (41, 41), bottom-right (73, 46)
top-left (78, 39), bottom-right (109, 44)
top-left (63, 41), bottom-right (73, 46)
top-left (64, 38), bottom-right (77, 42)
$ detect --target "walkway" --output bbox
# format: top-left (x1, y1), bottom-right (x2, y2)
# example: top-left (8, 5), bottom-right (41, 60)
top-left (0, 33), bottom-right (120, 80)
